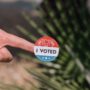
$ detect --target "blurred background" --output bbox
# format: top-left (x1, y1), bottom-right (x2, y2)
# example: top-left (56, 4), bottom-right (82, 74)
top-left (0, 0), bottom-right (90, 90)
top-left (0, 0), bottom-right (42, 33)
top-left (0, 0), bottom-right (42, 90)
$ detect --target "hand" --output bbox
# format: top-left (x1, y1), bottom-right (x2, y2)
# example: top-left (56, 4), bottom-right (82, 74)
top-left (0, 29), bottom-right (34, 62)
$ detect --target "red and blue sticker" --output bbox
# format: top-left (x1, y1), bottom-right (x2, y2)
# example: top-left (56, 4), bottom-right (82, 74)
top-left (34, 36), bottom-right (59, 62)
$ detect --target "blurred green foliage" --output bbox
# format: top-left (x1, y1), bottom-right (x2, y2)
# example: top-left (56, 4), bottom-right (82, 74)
top-left (18, 0), bottom-right (90, 90)
top-left (1, 0), bottom-right (89, 90)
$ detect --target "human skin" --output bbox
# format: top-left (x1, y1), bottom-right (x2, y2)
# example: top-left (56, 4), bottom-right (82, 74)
top-left (0, 29), bottom-right (34, 62)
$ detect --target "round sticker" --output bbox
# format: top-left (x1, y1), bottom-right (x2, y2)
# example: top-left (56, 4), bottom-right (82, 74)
top-left (34, 36), bottom-right (59, 62)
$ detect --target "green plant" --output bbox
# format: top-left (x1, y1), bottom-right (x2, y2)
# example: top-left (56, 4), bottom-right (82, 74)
top-left (16, 0), bottom-right (90, 90)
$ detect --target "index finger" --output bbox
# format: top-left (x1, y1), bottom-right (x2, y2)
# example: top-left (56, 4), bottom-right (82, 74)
top-left (0, 47), bottom-right (13, 62)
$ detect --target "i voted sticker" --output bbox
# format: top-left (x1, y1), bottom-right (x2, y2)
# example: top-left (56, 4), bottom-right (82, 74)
top-left (34, 36), bottom-right (59, 62)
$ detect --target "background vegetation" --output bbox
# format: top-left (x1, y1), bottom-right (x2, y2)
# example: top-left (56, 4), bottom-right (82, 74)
top-left (0, 0), bottom-right (90, 90)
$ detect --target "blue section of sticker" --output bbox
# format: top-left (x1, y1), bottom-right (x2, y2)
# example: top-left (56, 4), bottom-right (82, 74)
top-left (36, 55), bottom-right (56, 62)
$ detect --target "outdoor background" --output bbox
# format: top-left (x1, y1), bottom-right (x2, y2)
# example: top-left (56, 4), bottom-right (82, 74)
top-left (0, 0), bottom-right (90, 90)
